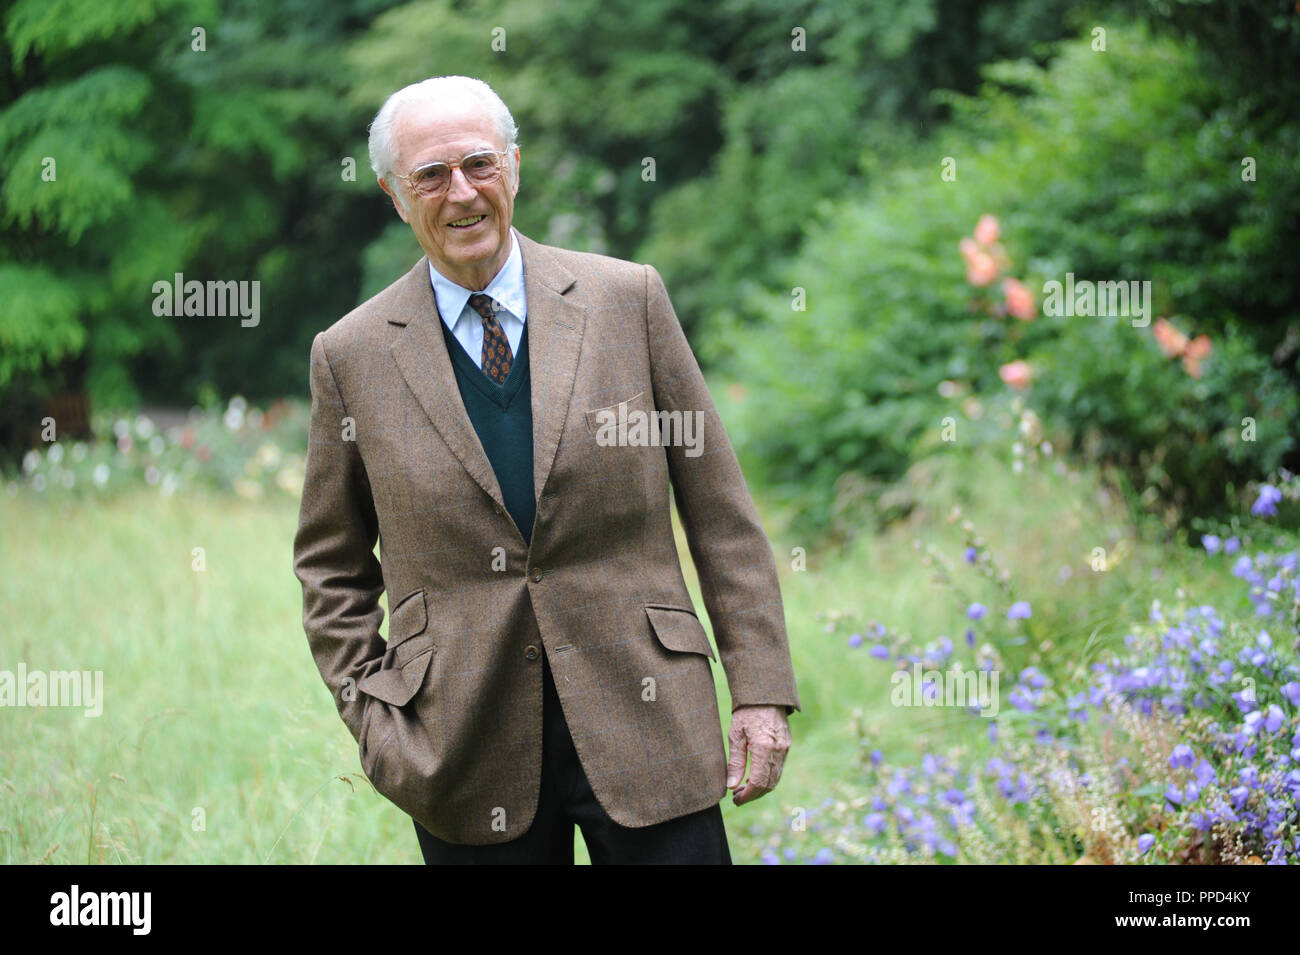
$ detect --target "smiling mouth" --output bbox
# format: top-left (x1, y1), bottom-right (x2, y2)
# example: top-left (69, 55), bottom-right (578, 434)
top-left (447, 214), bottom-right (487, 229)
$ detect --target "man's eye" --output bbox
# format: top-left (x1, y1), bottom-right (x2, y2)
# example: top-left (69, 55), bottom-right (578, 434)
top-left (414, 165), bottom-right (446, 183)
top-left (464, 156), bottom-right (493, 171)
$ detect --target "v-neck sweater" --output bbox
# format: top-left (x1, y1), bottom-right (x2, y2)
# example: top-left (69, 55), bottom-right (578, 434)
top-left (439, 314), bottom-right (536, 547)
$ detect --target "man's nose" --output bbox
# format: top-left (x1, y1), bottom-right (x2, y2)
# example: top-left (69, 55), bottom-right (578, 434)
top-left (445, 166), bottom-right (478, 202)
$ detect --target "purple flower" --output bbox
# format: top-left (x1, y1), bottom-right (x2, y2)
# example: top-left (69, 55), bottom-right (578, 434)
top-left (965, 628), bottom-right (976, 647)
top-left (870, 749), bottom-right (883, 766)
top-left (869, 645), bottom-right (889, 659)
top-left (761, 848), bottom-right (779, 865)
top-left (1193, 759), bottom-right (1216, 788)
top-left (1169, 744), bottom-right (1195, 769)
top-left (1019, 666), bottom-right (1047, 689)
top-left (812, 848), bottom-right (834, 865)
top-left (1007, 601), bottom-right (1032, 620)
top-left (1252, 484), bottom-right (1283, 517)
top-left (964, 546), bottom-right (977, 564)
top-left (967, 602), bottom-right (987, 621)
top-left (1225, 537), bottom-right (1241, 555)
top-left (1265, 704), bottom-right (1285, 734)
top-left (1202, 534), bottom-right (1222, 554)
top-left (1137, 833), bottom-right (1155, 854)
top-left (848, 632), bottom-right (864, 648)
top-left (1281, 682), bottom-right (1300, 707)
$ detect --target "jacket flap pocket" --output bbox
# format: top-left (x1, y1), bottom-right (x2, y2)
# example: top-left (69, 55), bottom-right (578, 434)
top-left (585, 390), bottom-right (647, 435)
top-left (645, 604), bottom-right (716, 661)
top-left (387, 589), bottom-right (428, 649)
top-left (357, 646), bottom-right (434, 707)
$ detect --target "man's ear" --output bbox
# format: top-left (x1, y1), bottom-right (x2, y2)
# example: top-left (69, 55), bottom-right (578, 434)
top-left (511, 147), bottom-right (520, 197)
top-left (378, 177), bottom-right (410, 223)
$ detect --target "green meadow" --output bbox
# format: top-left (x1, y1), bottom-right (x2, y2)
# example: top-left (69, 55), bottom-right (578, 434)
top-left (1, 439), bottom-right (1230, 864)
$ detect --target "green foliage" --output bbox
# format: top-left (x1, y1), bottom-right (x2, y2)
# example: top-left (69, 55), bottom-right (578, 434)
top-left (725, 22), bottom-right (1299, 538)
top-left (0, 0), bottom-right (402, 443)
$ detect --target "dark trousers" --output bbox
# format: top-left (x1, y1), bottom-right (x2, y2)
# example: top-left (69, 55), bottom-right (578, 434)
top-left (414, 650), bottom-right (732, 864)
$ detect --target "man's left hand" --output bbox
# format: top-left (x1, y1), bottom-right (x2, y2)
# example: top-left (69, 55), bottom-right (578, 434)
top-left (725, 704), bottom-right (791, 805)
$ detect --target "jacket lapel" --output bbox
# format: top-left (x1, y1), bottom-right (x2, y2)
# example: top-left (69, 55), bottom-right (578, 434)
top-left (387, 231), bottom-right (586, 540)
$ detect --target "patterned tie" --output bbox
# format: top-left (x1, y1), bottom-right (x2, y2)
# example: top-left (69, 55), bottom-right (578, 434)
top-left (468, 293), bottom-right (512, 385)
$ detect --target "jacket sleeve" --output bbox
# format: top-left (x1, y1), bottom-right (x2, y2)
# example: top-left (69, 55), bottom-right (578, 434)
top-left (644, 263), bottom-right (801, 715)
top-left (292, 331), bottom-right (388, 743)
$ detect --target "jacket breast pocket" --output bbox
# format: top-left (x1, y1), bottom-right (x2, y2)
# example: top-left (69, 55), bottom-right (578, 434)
top-left (358, 588), bottom-right (436, 707)
top-left (585, 390), bottom-right (656, 438)
top-left (645, 604), bottom-right (717, 661)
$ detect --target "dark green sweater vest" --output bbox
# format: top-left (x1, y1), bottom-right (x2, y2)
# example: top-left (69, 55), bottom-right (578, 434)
top-left (439, 316), bottom-right (535, 546)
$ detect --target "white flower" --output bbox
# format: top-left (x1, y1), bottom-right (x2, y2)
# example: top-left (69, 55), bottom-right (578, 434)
top-left (33, 474), bottom-right (46, 492)
top-left (229, 395), bottom-right (247, 413)
top-left (22, 450), bottom-right (41, 474)
top-left (149, 435), bottom-right (165, 455)
top-left (162, 473), bottom-right (179, 496)
top-left (145, 466), bottom-right (161, 485)
top-left (113, 419), bottom-right (130, 439)
top-left (48, 443), bottom-right (64, 463)
top-left (223, 407), bottom-right (244, 431)
top-left (135, 415), bottom-right (155, 438)
top-left (93, 464), bottom-right (110, 487)
top-left (72, 442), bottom-right (87, 461)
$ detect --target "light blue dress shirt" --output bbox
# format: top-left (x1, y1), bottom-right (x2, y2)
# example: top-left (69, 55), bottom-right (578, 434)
top-left (427, 227), bottom-right (527, 370)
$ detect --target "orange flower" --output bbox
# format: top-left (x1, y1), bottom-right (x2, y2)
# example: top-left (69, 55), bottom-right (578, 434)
top-left (1002, 277), bottom-right (1036, 321)
top-left (1152, 318), bottom-right (1188, 358)
top-left (1181, 336), bottom-right (1211, 379)
top-left (999, 360), bottom-right (1033, 391)
top-left (1152, 318), bottom-right (1212, 377)
top-left (959, 237), bottom-right (979, 267)
top-left (966, 252), bottom-right (998, 287)
top-left (975, 214), bottom-right (1000, 247)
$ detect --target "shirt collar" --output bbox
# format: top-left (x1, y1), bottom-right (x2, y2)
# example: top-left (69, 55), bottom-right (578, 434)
top-left (427, 227), bottom-right (526, 331)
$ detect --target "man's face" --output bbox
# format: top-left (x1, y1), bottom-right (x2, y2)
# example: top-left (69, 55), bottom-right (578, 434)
top-left (379, 100), bottom-right (519, 291)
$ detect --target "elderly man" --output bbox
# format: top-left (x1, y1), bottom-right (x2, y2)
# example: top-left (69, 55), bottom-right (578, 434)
top-left (292, 75), bottom-right (800, 864)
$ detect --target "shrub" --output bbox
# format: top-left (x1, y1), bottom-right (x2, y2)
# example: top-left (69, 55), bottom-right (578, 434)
top-left (757, 470), bottom-right (1300, 864)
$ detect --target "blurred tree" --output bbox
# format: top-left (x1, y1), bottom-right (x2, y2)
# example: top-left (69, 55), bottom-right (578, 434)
top-left (0, 0), bottom-right (402, 457)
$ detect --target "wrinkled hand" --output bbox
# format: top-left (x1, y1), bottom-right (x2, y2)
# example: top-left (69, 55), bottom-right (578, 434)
top-left (725, 705), bottom-right (791, 805)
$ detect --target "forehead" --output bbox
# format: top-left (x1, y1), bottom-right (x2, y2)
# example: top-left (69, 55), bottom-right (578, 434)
top-left (392, 100), bottom-right (503, 167)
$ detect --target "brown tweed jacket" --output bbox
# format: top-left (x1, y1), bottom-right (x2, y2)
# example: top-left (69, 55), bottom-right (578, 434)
top-left (292, 230), bottom-right (801, 845)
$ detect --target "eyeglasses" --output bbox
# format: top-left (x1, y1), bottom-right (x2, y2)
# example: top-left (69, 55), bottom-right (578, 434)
top-left (397, 149), bottom-right (510, 198)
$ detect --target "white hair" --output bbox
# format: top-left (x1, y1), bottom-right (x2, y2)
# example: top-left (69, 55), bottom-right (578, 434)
top-left (368, 75), bottom-right (519, 209)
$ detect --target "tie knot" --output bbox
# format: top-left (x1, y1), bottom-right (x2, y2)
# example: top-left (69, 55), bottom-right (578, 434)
top-left (468, 294), bottom-right (498, 321)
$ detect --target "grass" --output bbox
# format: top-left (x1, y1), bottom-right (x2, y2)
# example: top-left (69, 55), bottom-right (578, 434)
top-left (0, 440), bottom-right (1233, 863)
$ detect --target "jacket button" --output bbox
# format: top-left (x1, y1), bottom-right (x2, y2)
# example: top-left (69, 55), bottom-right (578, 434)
top-left (531, 568), bottom-right (542, 582)
top-left (524, 645), bottom-right (540, 661)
